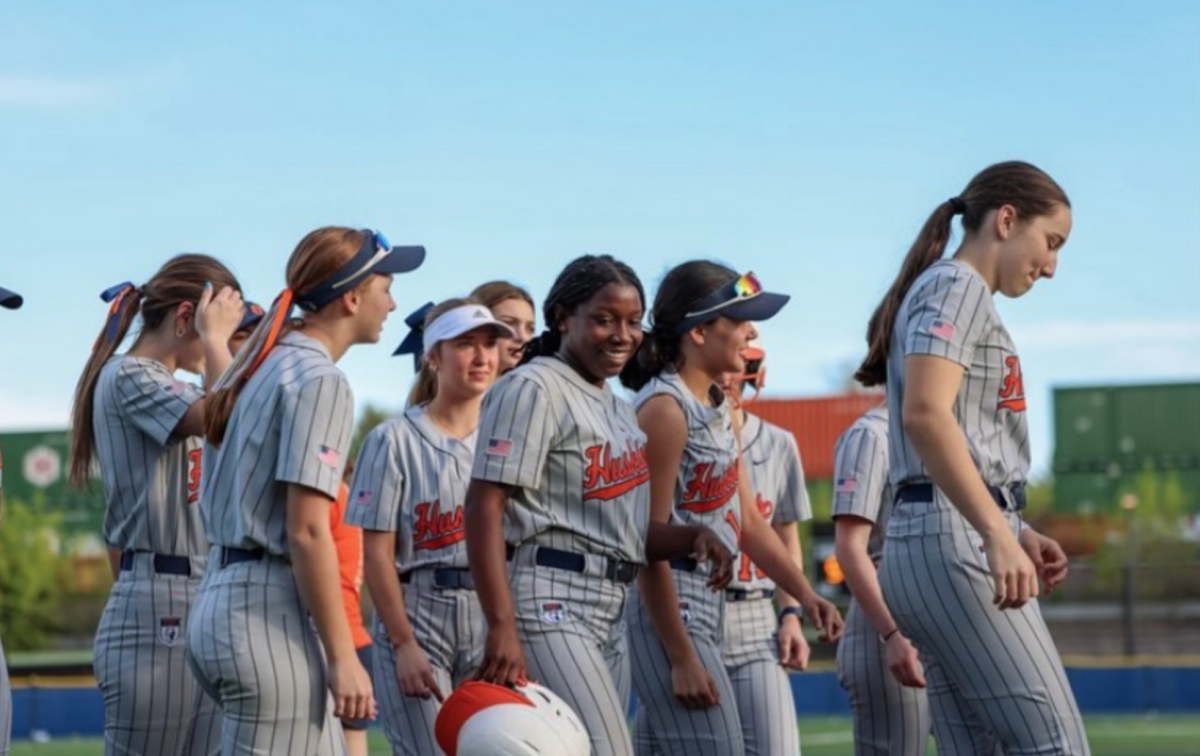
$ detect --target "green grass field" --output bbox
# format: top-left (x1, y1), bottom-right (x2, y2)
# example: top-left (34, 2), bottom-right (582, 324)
top-left (10, 714), bottom-right (1200, 756)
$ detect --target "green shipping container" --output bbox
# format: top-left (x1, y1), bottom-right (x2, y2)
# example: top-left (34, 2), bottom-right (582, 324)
top-left (0, 429), bottom-right (106, 546)
top-left (1053, 383), bottom-right (1200, 474)
top-left (1055, 469), bottom-right (1200, 515)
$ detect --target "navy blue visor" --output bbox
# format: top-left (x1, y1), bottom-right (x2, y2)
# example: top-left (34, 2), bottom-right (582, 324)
top-left (295, 230), bottom-right (425, 312)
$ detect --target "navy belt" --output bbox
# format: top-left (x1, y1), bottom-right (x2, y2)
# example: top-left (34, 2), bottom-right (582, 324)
top-left (506, 544), bottom-right (640, 585)
top-left (896, 482), bottom-right (1026, 511)
top-left (119, 551), bottom-right (192, 577)
top-left (670, 557), bottom-right (699, 573)
top-left (219, 547), bottom-right (266, 568)
top-left (400, 568), bottom-right (475, 591)
top-left (725, 588), bottom-right (775, 603)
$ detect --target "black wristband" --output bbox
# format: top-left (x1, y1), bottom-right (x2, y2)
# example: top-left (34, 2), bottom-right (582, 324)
top-left (777, 606), bottom-right (803, 627)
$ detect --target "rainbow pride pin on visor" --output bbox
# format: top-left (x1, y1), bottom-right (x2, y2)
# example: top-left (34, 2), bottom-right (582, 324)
top-left (672, 271), bottom-right (789, 334)
top-left (296, 230), bottom-right (425, 312)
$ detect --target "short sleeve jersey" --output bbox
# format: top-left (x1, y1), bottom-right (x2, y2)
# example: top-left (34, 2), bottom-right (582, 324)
top-left (471, 356), bottom-right (650, 564)
top-left (634, 370), bottom-right (742, 556)
top-left (887, 260), bottom-right (1030, 491)
top-left (729, 412), bottom-right (811, 591)
top-left (92, 356), bottom-right (207, 556)
top-left (346, 405), bottom-right (476, 573)
top-left (831, 406), bottom-right (892, 563)
top-left (202, 330), bottom-right (354, 557)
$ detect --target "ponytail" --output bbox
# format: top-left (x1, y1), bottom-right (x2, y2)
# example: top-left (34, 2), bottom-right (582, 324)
top-left (619, 328), bottom-right (679, 391)
top-left (855, 201), bottom-right (958, 386)
top-left (69, 284), bottom-right (144, 486)
top-left (205, 288), bottom-right (295, 446)
top-left (519, 328), bottom-right (561, 366)
top-left (855, 160), bottom-right (1071, 387)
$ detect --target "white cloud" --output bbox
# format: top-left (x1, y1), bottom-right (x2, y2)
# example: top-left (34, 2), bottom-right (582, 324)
top-left (0, 74), bottom-right (114, 108)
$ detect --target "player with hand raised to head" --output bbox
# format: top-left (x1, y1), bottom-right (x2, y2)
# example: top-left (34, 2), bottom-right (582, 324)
top-left (69, 255), bottom-right (244, 756)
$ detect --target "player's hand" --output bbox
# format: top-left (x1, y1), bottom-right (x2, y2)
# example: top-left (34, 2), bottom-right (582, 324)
top-left (691, 528), bottom-right (733, 590)
top-left (777, 612), bottom-right (810, 671)
top-left (983, 530), bottom-right (1039, 609)
top-left (195, 282), bottom-right (244, 343)
top-left (670, 654), bottom-right (720, 709)
top-left (328, 652), bottom-right (377, 721)
top-left (801, 594), bottom-right (845, 642)
top-left (885, 632), bottom-right (926, 688)
top-left (393, 639), bottom-right (445, 702)
top-left (473, 621), bottom-right (527, 687)
top-left (1019, 528), bottom-right (1069, 594)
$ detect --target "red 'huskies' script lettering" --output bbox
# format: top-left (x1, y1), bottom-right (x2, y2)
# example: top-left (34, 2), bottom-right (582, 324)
top-left (681, 461), bottom-right (740, 513)
top-left (583, 442), bottom-right (651, 501)
top-left (998, 355), bottom-right (1027, 413)
top-left (187, 448), bottom-right (202, 504)
top-left (413, 500), bottom-right (466, 550)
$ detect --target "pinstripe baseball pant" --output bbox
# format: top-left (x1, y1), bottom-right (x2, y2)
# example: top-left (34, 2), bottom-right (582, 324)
top-left (633, 596), bottom-right (798, 756)
top-left (93, 553), bottom-right (221, 756)
top-left (836, 600), bottom-right (931, 756)
top-left (879, 496), bottom-right (1089, 756)
top-left (373, 570), bottom-right (484, 756)
top-left (509, 545), bottom-right (634, 756)
top-left (628, 567), bottom-right (743, 756)
top-left (187, 552), bottom-right (346, 756)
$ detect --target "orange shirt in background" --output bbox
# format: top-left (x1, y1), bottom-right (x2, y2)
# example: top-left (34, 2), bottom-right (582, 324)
top-left (331, 483), bottom-right (372, 649)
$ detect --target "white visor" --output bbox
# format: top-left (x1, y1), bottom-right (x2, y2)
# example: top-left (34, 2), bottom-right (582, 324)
top-left (424, 305), bottom-right (516, 356)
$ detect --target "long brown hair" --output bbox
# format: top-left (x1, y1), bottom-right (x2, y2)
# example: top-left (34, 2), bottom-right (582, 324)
top-left (69, 254), bottom-right (240, 486)
top-left (470, 280), bottom-right (533, 312)
top-left (855, 161), bottom-right (1070, 386)
top-left (205, 227), bottom-right (368, 446)
top-left (405, 297), bottom-right (479, 408)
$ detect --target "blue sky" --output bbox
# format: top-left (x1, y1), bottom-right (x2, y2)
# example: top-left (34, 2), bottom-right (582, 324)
top-left (1, 1), bottom-right (1197, 475)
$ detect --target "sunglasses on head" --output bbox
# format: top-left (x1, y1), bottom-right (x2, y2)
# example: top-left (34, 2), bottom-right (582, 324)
top-left (683, 271), bottom-right (764, 320)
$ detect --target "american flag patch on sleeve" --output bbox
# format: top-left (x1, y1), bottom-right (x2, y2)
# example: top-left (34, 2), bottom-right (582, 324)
top-left (929, 319), bottom-right (956, 341)
top-left (317, 445), bottom-right (341, 467)
top-left (486, 438), bottom-right (513, 457)
top-left (836, 477), bottom-right (858, 493)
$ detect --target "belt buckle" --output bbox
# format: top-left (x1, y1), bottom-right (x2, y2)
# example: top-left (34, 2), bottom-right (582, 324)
top-left (607, 561), bottom-right (638, 584)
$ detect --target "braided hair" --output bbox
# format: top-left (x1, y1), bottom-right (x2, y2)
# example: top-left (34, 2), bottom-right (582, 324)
top-left (520, 255), bottom-right (645, 366)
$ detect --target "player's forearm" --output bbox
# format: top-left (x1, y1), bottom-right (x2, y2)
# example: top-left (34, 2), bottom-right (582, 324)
top-left (741, 519), bottom-right (817, 603)
top-left (645, 522), bottom-right (705, 562)
top-left (904, 404), bottom-right (1010, 541)
top-left (362, 532), bottom-right (415, 647)
top-left (200, 337), bottom-right (233, 393)
top-left (637, 562), bottom-right (699, 667)
top-left (464, 485), bottom-right (515, 628)
top-left (290, 522), bottom-right (357, 662)
top-left (772, 521), bottom-right (803, 610)
top-left (835, 542), bottom-right (899, 637)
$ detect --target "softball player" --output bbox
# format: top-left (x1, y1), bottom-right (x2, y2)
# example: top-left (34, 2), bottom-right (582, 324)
top-left (858, 162), bottom-right (1088, 755)
top-left (68, 255), bottom-right (244, 756)
top-left (620, 261), bottom-right (841, 756)
top-left (0, 281), bottom-right (21, 756)
top-left (833, 404), bottom-right (932, 756)
top-left (188, 227), bottom-right (424, 756)
top-left (470, 281), bottom-right (536, 374)
top-left (346, 297), bottom-right (514, 756)
top-left (465, 255), bottom-right (732, 756)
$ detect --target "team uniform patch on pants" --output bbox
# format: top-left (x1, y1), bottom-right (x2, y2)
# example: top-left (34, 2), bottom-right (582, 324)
top-left (541, 601), bottom-right (569, 624)
top-left (157, 616), bottom-right (183, 647)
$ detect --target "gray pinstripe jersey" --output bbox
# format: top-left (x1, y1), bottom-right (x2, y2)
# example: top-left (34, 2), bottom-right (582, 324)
top-left (831, 406), bottom-right (891, 562)
top-left (92, 356), bottom-right (208, 556)
top-left (729, 412), bottom-right (810, 591)
top-left (202, 330), bottom-right (354, 556)
top-left (634, 370), bottom-right (741, 555)
top-left (345, 405), bottom-right (475, 572)
top-left (472, 356), bottom-right (650, 563)
top-left (888, 259), bottom-right (1030, 491)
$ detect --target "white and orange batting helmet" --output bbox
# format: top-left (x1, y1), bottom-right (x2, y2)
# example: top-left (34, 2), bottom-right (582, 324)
top-left (435, 680), bottom-right (591, 756)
